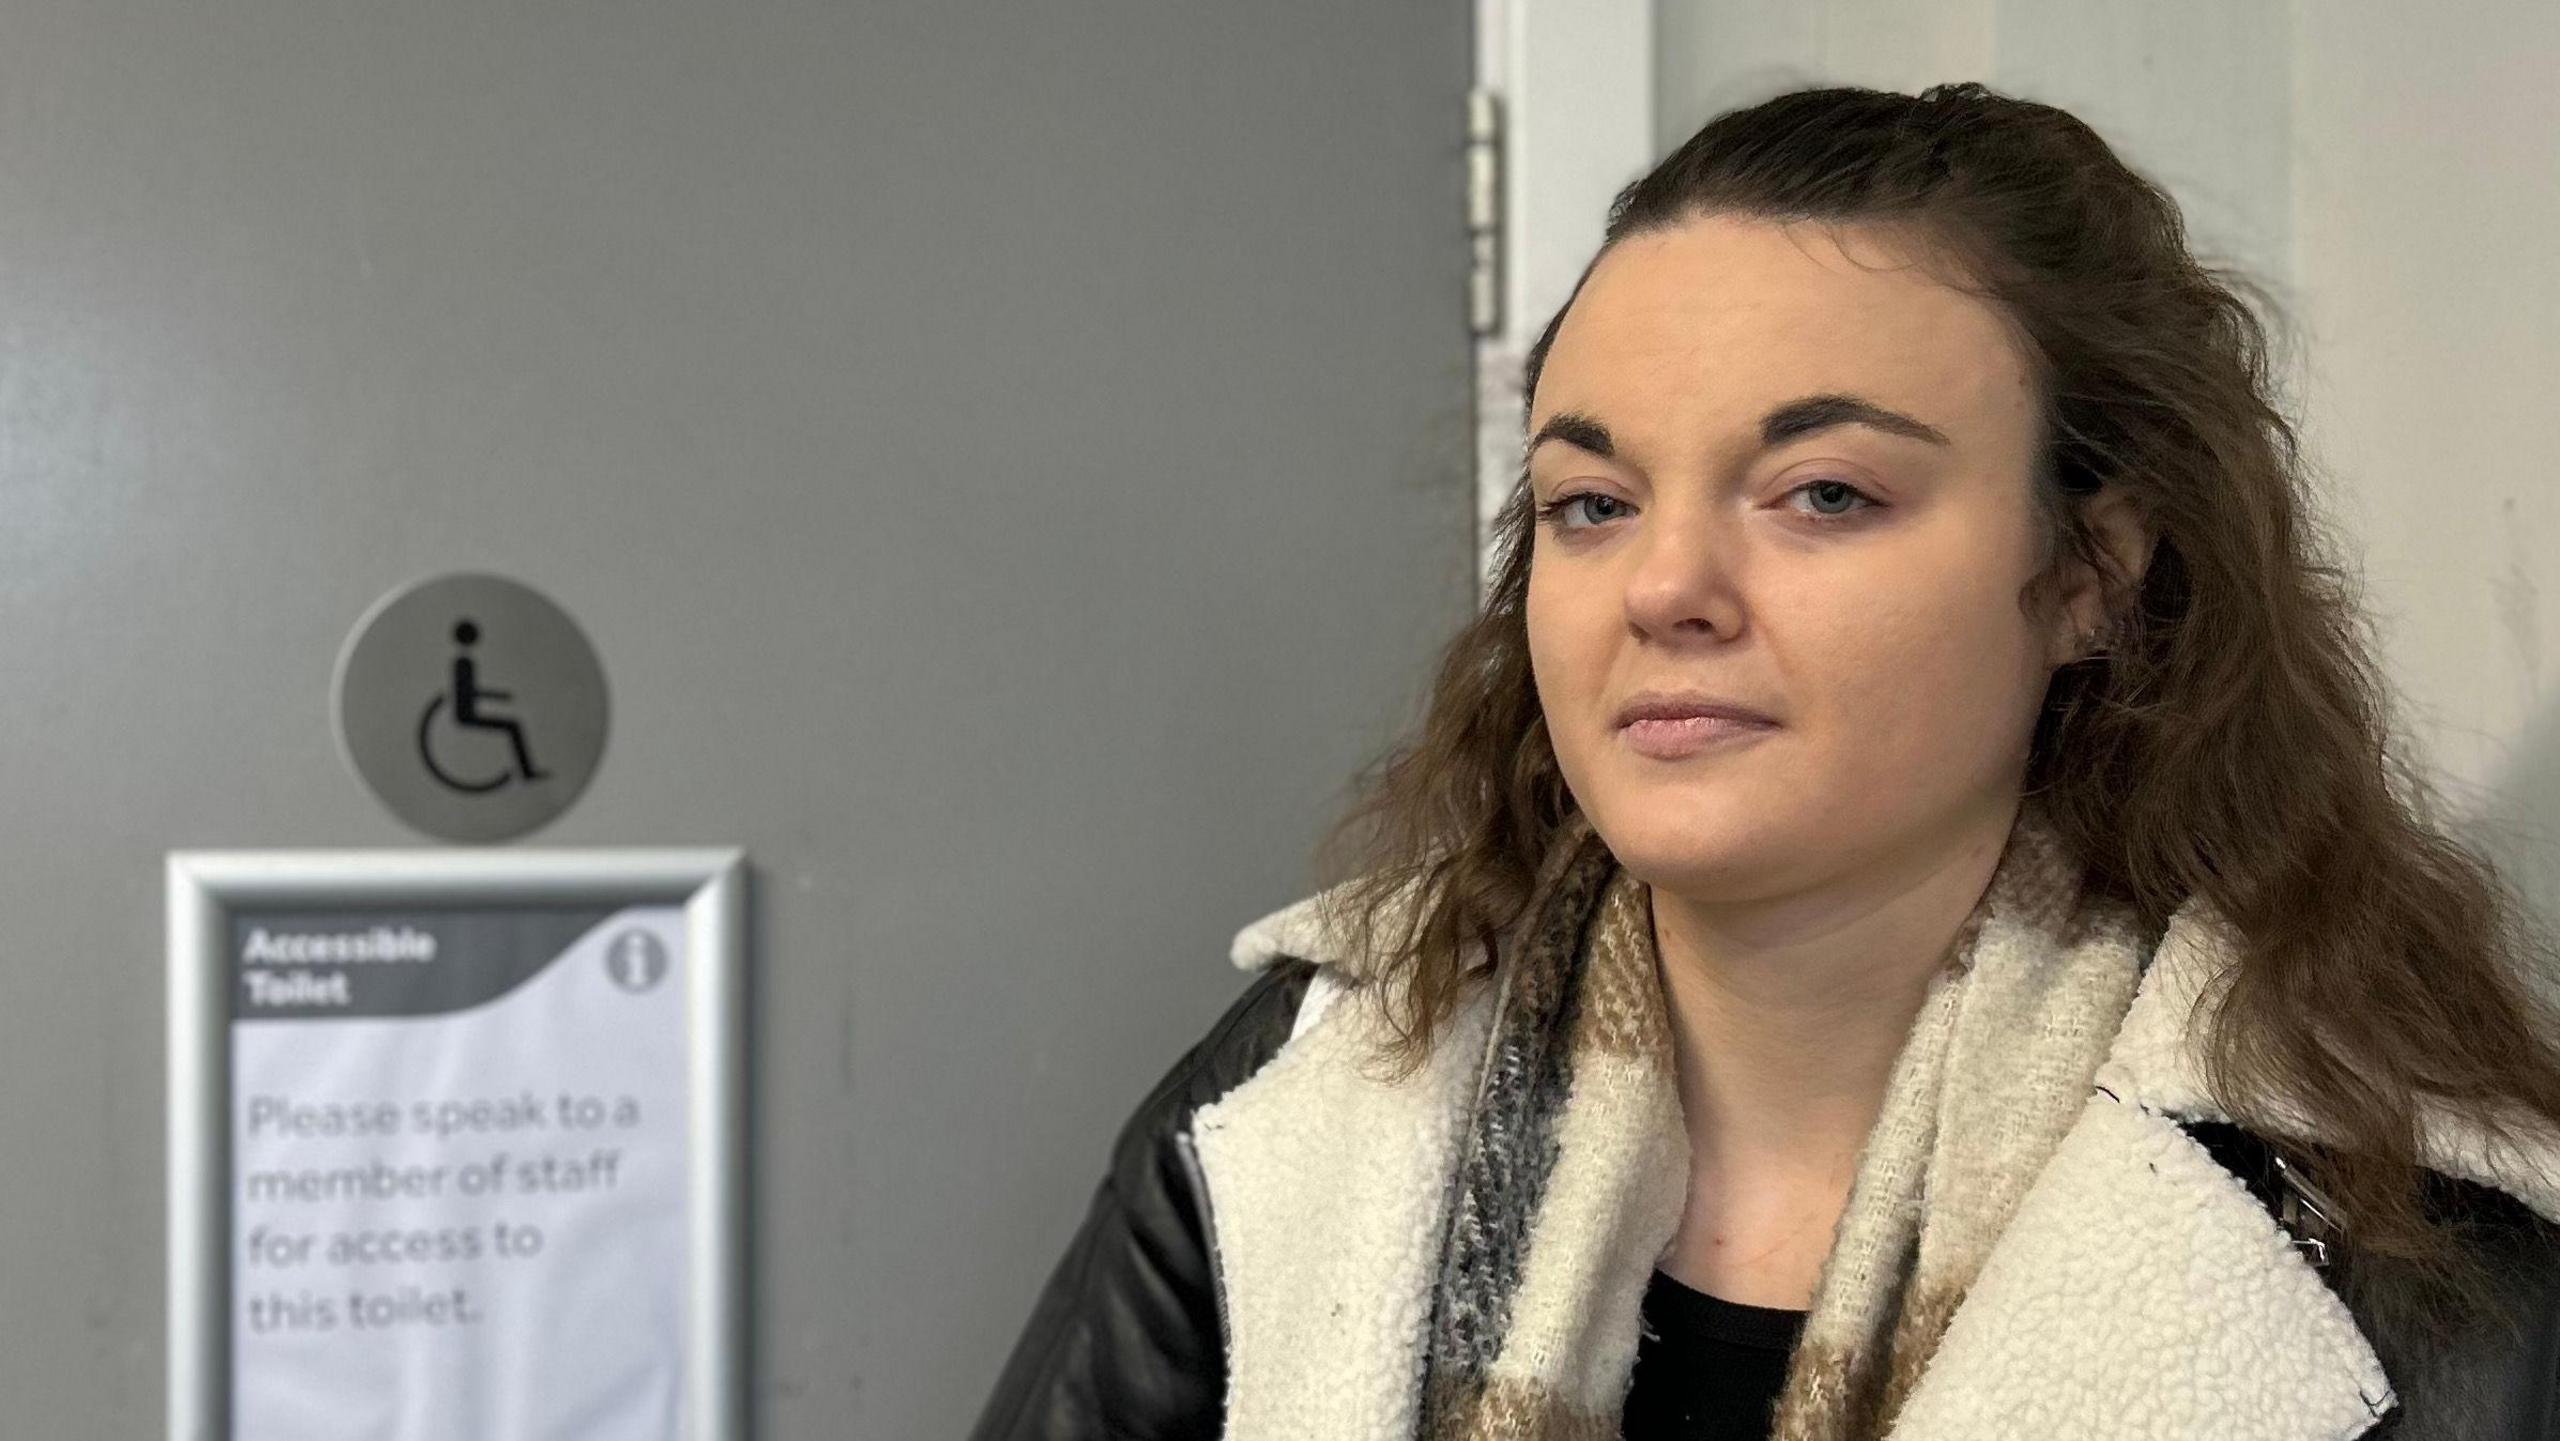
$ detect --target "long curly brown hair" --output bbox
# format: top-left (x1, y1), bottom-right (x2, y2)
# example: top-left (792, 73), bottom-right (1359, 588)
top-left (1308, 81), bottom-right (2560, 1347)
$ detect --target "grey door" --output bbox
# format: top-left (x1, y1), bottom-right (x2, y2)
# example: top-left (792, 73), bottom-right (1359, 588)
top-left (0, 3), bottom-right (1473, 1436)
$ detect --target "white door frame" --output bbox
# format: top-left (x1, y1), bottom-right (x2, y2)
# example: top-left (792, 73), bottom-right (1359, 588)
top-left (1470, 0), bottom-right (1658, 596)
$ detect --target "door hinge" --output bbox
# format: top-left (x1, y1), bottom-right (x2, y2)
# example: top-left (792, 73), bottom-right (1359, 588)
top-left (1468, 86), bottom-right (1504, 339)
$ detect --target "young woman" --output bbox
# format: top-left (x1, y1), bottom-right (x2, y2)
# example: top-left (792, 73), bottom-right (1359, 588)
top-left (971, 82), bottom-right (2560, 1441)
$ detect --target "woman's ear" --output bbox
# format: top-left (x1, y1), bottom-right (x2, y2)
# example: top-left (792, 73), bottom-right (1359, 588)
top-left (2049, 485), bottom-right (2157, 666)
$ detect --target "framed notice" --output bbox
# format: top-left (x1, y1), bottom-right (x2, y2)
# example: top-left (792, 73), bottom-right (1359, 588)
top-left (166, 848), bottom-right (746, 1441)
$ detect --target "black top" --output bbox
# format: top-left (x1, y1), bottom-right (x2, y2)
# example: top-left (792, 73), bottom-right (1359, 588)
top-left (1620, 1266), bottom-right (1808, 1441)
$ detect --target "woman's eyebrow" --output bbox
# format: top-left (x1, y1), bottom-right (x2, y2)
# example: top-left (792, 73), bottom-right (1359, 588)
top-left (1527, 393), bottom-right (1953, 460)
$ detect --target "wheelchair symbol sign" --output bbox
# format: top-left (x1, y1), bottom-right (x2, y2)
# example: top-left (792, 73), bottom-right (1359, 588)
top-left (334, 573), bottom-right (609, 842)
top-left (418, 619), bottom-right (553, 794)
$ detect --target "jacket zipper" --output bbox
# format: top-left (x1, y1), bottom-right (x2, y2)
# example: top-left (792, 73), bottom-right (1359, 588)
top-left (2269, 1149), bottom-right (2342, 1270)
top-left (1171, 1126), bottom-right (1233, 1355)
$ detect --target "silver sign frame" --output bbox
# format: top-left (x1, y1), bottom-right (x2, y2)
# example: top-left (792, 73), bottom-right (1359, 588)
top-left (166, 846), bottom-right (747, 1441)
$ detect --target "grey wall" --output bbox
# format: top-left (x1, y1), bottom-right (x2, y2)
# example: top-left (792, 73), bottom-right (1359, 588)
top-left (0, 3), bottom-right (1474, 1436)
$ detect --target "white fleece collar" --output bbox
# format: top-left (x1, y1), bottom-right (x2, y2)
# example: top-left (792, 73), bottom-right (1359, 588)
top-left (1205, 883), bottom-right (2560, 1439)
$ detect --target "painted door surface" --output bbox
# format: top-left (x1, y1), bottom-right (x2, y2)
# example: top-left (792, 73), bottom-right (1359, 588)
top-left (0, 4), bottom-right (1475, 1436)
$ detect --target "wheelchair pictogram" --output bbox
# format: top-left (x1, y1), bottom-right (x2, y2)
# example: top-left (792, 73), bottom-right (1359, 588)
top-left (417, 618), bottom-right (552, 794)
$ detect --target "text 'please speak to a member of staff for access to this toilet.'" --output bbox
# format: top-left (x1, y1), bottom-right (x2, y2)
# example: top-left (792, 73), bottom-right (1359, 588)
top-left (226, 903), bottom-right (693, 1441)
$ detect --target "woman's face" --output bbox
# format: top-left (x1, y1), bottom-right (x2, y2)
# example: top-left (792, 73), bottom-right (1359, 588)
top-left (1524, 213), bottom-right (2090, 902)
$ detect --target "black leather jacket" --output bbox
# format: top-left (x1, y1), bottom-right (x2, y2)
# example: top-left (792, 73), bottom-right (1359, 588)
top-left (967, 956), bottom-right (2560, 1440)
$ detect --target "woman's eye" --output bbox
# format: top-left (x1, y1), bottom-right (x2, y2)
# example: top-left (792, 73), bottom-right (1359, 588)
top-left (1532, 490), bottom-right (1629, 531)
top-left (1533, 479), bottom-right (1883, 535)
top-left (1784, 477), bottom-right (1882, 523)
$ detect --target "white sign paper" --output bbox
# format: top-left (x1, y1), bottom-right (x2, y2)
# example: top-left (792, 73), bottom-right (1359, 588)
top-left (226, 902), bottom-right (690, 1439)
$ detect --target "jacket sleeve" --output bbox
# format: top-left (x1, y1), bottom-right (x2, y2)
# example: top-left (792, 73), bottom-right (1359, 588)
top-left (2182, 1117), bottom-right (2560, 1438)
top-left (966, 955), bottom-right (1320, 1441)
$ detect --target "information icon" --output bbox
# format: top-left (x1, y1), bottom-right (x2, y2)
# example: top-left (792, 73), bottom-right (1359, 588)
top-left (604, 928), bottom-right (670, 993)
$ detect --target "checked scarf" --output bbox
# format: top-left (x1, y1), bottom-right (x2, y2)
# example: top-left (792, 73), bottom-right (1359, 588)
top-left (1408, 798), bottom-right (2153, 1439)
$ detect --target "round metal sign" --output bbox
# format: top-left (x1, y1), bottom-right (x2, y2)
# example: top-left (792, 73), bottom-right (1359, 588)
top-left (332, 572), bottom-right (609, 842)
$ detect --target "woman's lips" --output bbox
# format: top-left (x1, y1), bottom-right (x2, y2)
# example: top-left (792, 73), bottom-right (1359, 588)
top-left (1617, 715), bottom-right (1778, 760)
